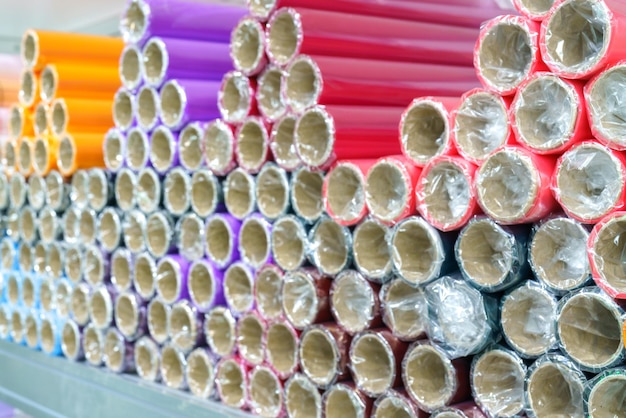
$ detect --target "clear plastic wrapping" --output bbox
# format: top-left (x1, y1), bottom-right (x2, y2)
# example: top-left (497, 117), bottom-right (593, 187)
top-left (588, 211), bottom-right (626, 299)
top-left (380, 278), bottom-right (428, 341)
top-left (372, 390), bottom-right (425, 418)
top-left (133, 252), bottom-right (157, 301)
top-left (431, 402), bottom-right (487, 418)
top-left (309, 216), bottom-right (353, 276)
top-left (271, 214), bottom-right (308, 272)
top-left (115, 291), bottom-right (147, 342)
top-left (169, 300), bottom-right (203, 354)
top-left (282, 269), bottom-right (332, 330)
top-left (98, 207), bottom-right (123, 253)
top-left (88, 168), bottom-right (114, 212)
top-left (224, 167), bottom-right (257, 220)
top-left (323, 160), bottom-right (375, 226)
top-left (83, 244), bottom-right (109, 287)
top-left (115, 168), bottom-right (138, 211)
top-left (83, 323), bottom-right (105, 367)
top-left (235, 117), bottom-right (271, 174)
top-left (330, 270), bottom-right (380, 335)
top-left (205, 306), bottom-right (237, 357)
top-left (54, 279), bottom-right (72, 319)
top-left (205, 213), bottom-right (241, 270)
top-left (27, 173), bottom-right (46, 210)
top-left (255, 162), bottom-right (290, 220)
top-left (238, 214), bottom-right (273, 268)
top-left (264, 319), bottom-right (299, 379)
top-left (70, 282), bottom-right (91, 327)
top-left (70, 170), bottom-right (89, 208)
top-left (230, 18), bottom-right (267, 77)
top-left (18, 205), bottom-right (38, 244)
top-left (190, 169), bottom-right (221, 218)
top-left (254, 264), bottom-right (284, 321)
top-left (257, 65), bottom-right (287, 122)
top-left (188, 259), bottom-right (225, 313)
top-left (204, 119), bottom-right (237, 176)
top-left (291, 166), bottom-right (325, 223)
top-left (61, 319), bottom-right (84, 361)
top-left (218, 71), bottom-right (258, 124)
top-left (352, 218), bottom-right (393, 282)
top-left (89, 285), bottom-right (115, 330)
top-left (583, 368), bottom-right (626, 417)
top-left (270, 114), bottom-right (302, 172)
top-left (136, 167), bottom-right (162, 214)
top-left (236, 312), bottom-right (266, 366)
top-left (178, 123), bottom-right (205, 172)
top-left (104, 128), bottom-right (126, 173)
top-left (284, 373), bottom-right (323, 418)
top-left (215, 356), bottom-right (249, 409)
top-left (62, 206), bottom-right (81, 245)
top-left (24, 311), bottom-right (40, 349)
top-left (163, 167), bottom-right (191, 216)
top-left (223, 262), bottom-right (255, 315)
top-left (299, 324), bottom-right (351, 389)
top-left (586, 62), bottom-right (626, 150)
top-left (45, 170), bottom-right (70, 211)
top-left (248, 365), bottom-right (284, 418)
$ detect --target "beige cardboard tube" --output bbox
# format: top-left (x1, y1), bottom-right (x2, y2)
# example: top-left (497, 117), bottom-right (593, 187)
top-left (32, 137), bottom-right (51, 176)
top-left (115, 168), bottom-right (137, 211)
top-left (591, 216), bottom-right (626, 295)
top-left (70, 169), bottom-right (89, 207)
top-left (45, 170), bottom-right (69, 211)
top-left (34, 241), bottom-right (47, 275)
top-left (156, 256), bottom-right (182, 304)
top-left (104, 129), bottom-right (125, 172)
top-left (0, 173), bottom-right (8, 209)
top-left (40, 279), bottom-right (54, 312)
top-left (266, 321), bottom-right (298, 376)
top-left (270, 115), bottom-right (301, 171)
top-left (80, 208), bottom-right (97, 246)
top-left (9, 106), bottom-right (23, 141)
top-left (134, 253), bottom-right (156, 300)
top-left (19, 206), bottom-right (37, 243)
top-left (137, 167), bottom-right (161, 214)
top-left (10, 172), bottom-right (27, 209)
top-left (224, 262), bottom-right (254, 313)
top-left (71, 284), bottom-right (91, 326)
top-left (256, 163), bottom-right (289, 220)
top-left (55, 280), bottom-right (72, 319)
top-left (285, 55), bottom-right (320, 113)
top-left (135, 336), bottom-right (160, 382)
top-left (120, 45), bottom-right (142, 90)
top-left (350, 333), bottom-right (396, 396)
top-left (249, 366), bottom-right (283, 417)
top-left (400, 99), bottom-right (450, 166)
top-left (323, 384), bottom-right (366, 418)
top-left (237, 313), bottom-right (265, 365)
top-left (224, 168), bottom-right (256, 220)
top-left (255, 265), bottom-right (283, 320)
top-left (83, 324), bottom-right (104, 366)
top-left (190, 169), bottom-right (220, 217)
top-left (0, 238), bottom-right (14, 271)
top-left (187, 348), bottom-right (215, 399)
top-left (353, 219), bottom-right (391, 280)
top-left (205, 215), bottom-right (235, 268)
top-left (22, 276), bottom-right (35, 308)
top-left (147, 298), bottom-right (170, 345)
top-left (271, 215), bottom-right (306, 272)
top-left (299, 327), bottom-right (339, 387)
top-left (34, 102), bottom-right (49, 136)
top-left (18, 242), bottom-right (33, 274)
top-left (146, 211), bottom-right (172, 258)
top-left (365, 160), bottom-right (410, 223)
top-left (291, 167), bottom-right (324, 222)
top-left (123, 211), bottom-right (147, 257)
top-left (403, 344), bottom-right (456, 411)
top-left (230, 18), bottom-right (266, 75)
top-left (111, 249), bottom-right (132, 293)
top-left (88, 169), bottom-right (110, 212)
top-left (84, 245), bottom-right (106, 286)
top-left (282, 270), bottom-right (321, 330)
top-left (10, 311), bottom-right (23, 344)
top-left (331, 270), bottom-right (376, 334)
top-left (179, 123), bottom-right (204, 171)
top-left (421, 160), bottom-right (472, 228)
top-left (587, 373), bottom-right (626, 418)
top-left (48, 242), bottom-right (63, 279)
top-left (257, 66), bottom-right (287, 121)
top-left (38, 207), bottom-right (59, 244)
top-left (236, 120), bottom-right (269, 171)
top-left (239, 216), bottom-right (271, 268)
top-left (188, 260), bottom-right (216, 310)
top-left (169, 301), bottom-right (199, 353)
top-left (19, 69), bottom-right (37, 107)
top-left (527, 358), bottom-right (584, 417)
top-left (294, 107), bottom-right (333, 168)
top-left (149, 125), bottom-right (176, 172)
top-left (206, 306), bottom-right (236, 357)
top-left (178, 213), bottom-right (204, 261)
top-left (587, 65), bottom-right (626, 146)
top-left (115, 292), bottom-right (140, 339)
top-left (326, 163), bottom-right (368, 225)
top-left (89, 286), bottom-right (113, 330)
top-left (164, 167), bottom-right (191, 215)
top-left (24, 313), bottom-right (38, 348)
top-left (266, 9), bottom-right (299, 66)
top-left (63, 207), bottom-right (81, 245)
top-left (141, 38), bottom-right (166, 87)
top-left (285, 374), bottom-right (322, 418)
top-left (161, 344), bottom-right (187, 389)
top-left (61, 320), bottom-right (82, 361)
top-left (99, 208), bottom-right (122, 252)
top-left (4, 141), bottom-right (15, 178)
top-left (204, 119), bottom-right (236, 174)
top-left (104, 328), bottom-right (126, 373)
top-left (137, 85), bottom-right (160, 129)
top-left (216, 358), bottom-right (247, 408)
top-left (127, 127), bottom-right (150, 171)
top-left (311, 217), bottom-right (350, 276)
top-left (374, 392), bottom-right (418, 418)
top-left (113, 88), bottom-right (135, 131)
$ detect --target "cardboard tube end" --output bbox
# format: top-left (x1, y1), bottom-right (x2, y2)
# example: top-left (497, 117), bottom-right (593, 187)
top-left (236, 119), bottom-right (268, 172)
top-left (187, 349), bottom-right (214, 398)
top-left (231, 18), bottom-right (265, 74)
top-left (292, 168), bottom-right (324, 222)
top-left (405, 345), bottom-right (454, 410)
top-left (258, 66), bottom-right (286, 120)
top-left (147, 299), bottom-right (169, 343)
top-left (391, 218), bottom-right (442, 285)
top-left (205, 216), bottom-right (234, 267)
top-left (327, 164), bottom-right (366, 223)
top-left (295, 108), bottom-right (332, 168)
top-left (300, 328), bottom-right (337, 386)
top-left (312, 219), bottom-right (349, 275)
top-left (224, 169), bottom-right (254, 219)
top-left (206, 307), bottom-right (236, 356)
top-left (267, 9), bottom-right (299, 66)
top-left (216, 359), bottom-right (245, 407)
top-left (286, 56), bottom-right (320, 113)
top-left (121, 45), bottom-right (143, 90)
top-left (114, 89), bottom-right (134, 130)
top-left (366, 161), bottom-right (408, 222)
top-left (270, 115), bottom-right (299, 170)
top-left (224, 263), bottom-right (254, 313)
top-left (161, 345), bottom-right (186, 389)
top-left (255, 266), bottom-right (283, 319)
top-left (283, 271), bottom-right (317, 329)
top-left (267, 322), bottom-right (297, 375)
top-left (180, 124), bottom-right (204, 171)
top-left (285, 374), bottom-right (322, 418)
top-left (250, 367), bottom-right (282, 417)
top-left (150, 126), bottom-right (175, 172)
top-left (272, 216), bottom-right (306, 271)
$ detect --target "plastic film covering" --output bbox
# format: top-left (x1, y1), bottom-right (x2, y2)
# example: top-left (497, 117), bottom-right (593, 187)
top-left (470, 347), bottom-right (526, 418)
top-left (83, 323), bottom-right (105, 367)
top-left (163, 167), bottom-right (191, 216)
top-left (169, 300), bottom-right (203, 354)
top-left (309, 216), bottom-right (352, 276)
top-left (27, 173), bottom-right (46, 211)
top-left (235, 117), bottom-right (271, 174)
top-left (391, 216), bottom-right (454, 287)
top-left (186, 347), bottom-right (216, 399)
top-left (223, 262), bottom-right (255, 315)
top-left (238, 213), bottom-right (273, 269)
top-left (204, 119), bottom-right (237, 176)
top-left (205, 306), bottom-right (237, 357)
top-left (284, 373), bottom-right (323, 418)
top-left (513, 0), bottom-right (555, 20)
top-left (330, 270), bottom-right (380, 335)
top-left (126, 127), bottom-right (151, 172)
top-left (215, 356), bottom-right (248, 409)
top-left (149, 126), bottom-right (178, 173)
top-left (54, 280), bottom-right (72, 320)
top-left (176, 213), bottom-right (205, 261)
top-left (147, 298), bottom-right (171, 345)
top-left (290, 167), bottom-right (324, 223)
top-left (205, 213), bottom-right (241, 270)
top-left (248, 365), bottom-right (284, 418)
top-left (104, 128), bottom-right (126, 173)
top-left (178, 122), bottom-right (205, 172)
top-left (323, 383), bottom-right (371, 418)
top-left (103, 328), bottom-right (135, 374)
top-left (324, 160), bottom-right (376, 227)
top-left (455, 218), bottom-right (529, 293)
top-left (146, 211), bottom-right (175, 258)
top-left (98, 207), bottom-right (123, 253)
top-left (256, 65), bottom-right (286, 122)
top-left (583, 367), bottom-right (626, 417)
top-left (585, 62), bottom-right (626, 150)
top-left (136, 167), bottom-right (162, 214)
top-left (589, 211), bottom-right (626, 299)
top-left (33, 242), bottom-right (48, 278)
top-left (89, 285), bottom-right (115, 330)
top-left (264, 319), bottom-right (299, 378)
top-left (254, 264), bottom-right (283, 321)
top-left (45, 170), bottom-right (70, 211)
top-left (236, 312), bottom-right (266, 366)
top-left (500, 281), bottom-right (558, 358)
top-left (70, 283), bottom-right (91, 327)
top-left (190, 169), bottom-right (221, 218)
top-left (372, 390), bottom-right (425, 418)
top-left (113, 88), bottom-right (136, 132)
top-left (380, 279), bottom-right (428, 341)
top-left (61, 319), bottom-right (83, 361)
top-left (298, 324), bottom-right (350, 389)
top-left (255, 163), bottom-right (290, 221)
top-left (426, 275), bottom-right (499, 358)
top-left (529, 217), bottom-right (591, 293)
top-left (123, 209), bottom-right (147, 254)
top-left (88, 169), bottom-right (114, 211)
top-left (403, 341), bottom-right (470, 413)
top-left (115, 168), bottom-right (137, 212)
top-left (270, 114), bottom-right (301, 172)
top-left (271, 215), bottom-right (308, 272)
top-left (160, 344), bottom-right (188, 390)
top-left (512, 73), bottom-right (589, 155)
top-left (155, 255), bottom-right (191, 304)
top-left (133, 252), bottom-right (157, 301)
top-left (431, 402), bottom-right (487, 418)
top-left (282, 268), bottom-right (332, 330)
top-left (188, 259), bottom-right (225, 313)
top-left (135, 336), bottom-right (161, 382)
top-left (111, 248), bottom-right (133, 294)
top-left (224, 168), bottom-right (256, 220)
top-left (556, 287), bottom-right (625, 372)
top-left (230, 17), bottom-right (267, 76)
top-left (475, 15), bottom-right (543, 95)
top-left (218, 71), bottom-right (257, 124)
top-left (526, 353), bottom-right (586, 418)
top-left (115, 291), bottom-right (147, 342)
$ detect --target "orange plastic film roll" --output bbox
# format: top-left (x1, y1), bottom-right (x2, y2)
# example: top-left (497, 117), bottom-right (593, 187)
top-left (9, 104), bottom-right (34, 138)
top-left (49, 98), bottom-right (113, 137)
top-left (40, 63), bottom-right (121, 103)
top-left (57, 133), bottom-right (105, 176)
top-left (32, 135), bottom-right (59, 176)
top-left (21, 30), bottom-right (123, 71)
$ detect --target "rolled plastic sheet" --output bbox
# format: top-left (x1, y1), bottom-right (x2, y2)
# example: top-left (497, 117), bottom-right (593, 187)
top-left (589, 212), bottom-right (626, 299)
top-left (120, 0), bottom-right (246, 45)
top-left (285, 373), bottom-right (323, 418)
top-left (265, 8), bottom-right (479, 68)
top-left (556, 287), bottom-right (625, 372)
top-left (583, 368), bottom-right (626, 417)
top-left (475, 146), bottom-right (557, 224)
top-left (223, 262), bottom-right (256, 315)
top-left (290, 166), bottom-right (324, 223)
top-left (554, 142), bottom-right (626, 223)
top-left (119, 44), bottom-right (143, 92)
top-left (295, 105), bottom-right (404, 170)
top-left (431, 402), bottom-right (488, 418)
top-left (268, 115), bottom-right (300, 173)
top-left (186, 347), bottom-right (217, 399)
top-left (64, 244), bottom-right (83, 284)
top-left (255, 65), bottom-right (286, 122)
top-left (455, 218), bottom-right (529, 293)
top-left (299, 323), bottom-right (351, 388)
top-left (403, 341), bottom-right (471, 413)
top-left (223, 168), bottom-right (256, 220)
top-left (159, 79), bottom-right (220, 131)
top-left (125, 127), bottom-right (151, 171)
top-left (136, 85), bottom-right (160, 132)
top-left (203, 120), bottom-right (236, 177)
top-left (235, 116), bottom-right (271, 174)
top-left (238, 214), bottom-right (273, 268)
top-left (83, 323), bottom-right (105, 367)
top-left (141, 37), bottom-right (232, 88)
top-left (123, 209), bottom-right (148, 254)
top-left (416, 156), bottom-right (479, 232)
top-left (19, 69), bottom-right (38, 108)
top-left (134, 253), bottom-right (158, 301)
top-left (178, 122), bottom-right (204, 172)
top-left (330, 270), bottom-right (381, 335)
top-left (155, 254), bottom-right (190, 304)
top-left (264, 319), bottom-right (299, 378)
top-left (255, 163), bottom-right (289, 220)
top-left (282, 268), bottom-right (332, 330)
top-left (284, 55), bottom-right (478, 114)
top-left (365, 156), bottom-right (421, 226)
top-left (308, 216), bottom-right (352, 276)
top-left (254, 264), bottom-right (284, 320)
top-left (323, 383), bottom-right (373, 418)
top-left (147, 298), bottom-right (170, 345)
top-left (475, 15), bottom-right (545, 96)
top-left (163, 167), bottom-right (191, 215)
top-left (21, 29), bottom-right (123, 71)
top-left (61, 319), bottom-right (84, 361)
top-left (205, 306), bottom-right (237, 357)
top-left (271, 215), bottom-right (308, 272)
top-left (111, 248), bottom-right (134, 294)
top-left (177, 213), bottom-right (204, 261)
top-left (16, 137), bottom-right (34, 176)
top-left (54, 280), bottom-right (72, 320)
top-left (135, 336), bottom-right (161, 382)
top-left (585, 62), bottom-right (626, 150)
top-left (372, 390), bottom-right (428, 418)
top-left (205, 213), bottom-right (241, 270)
top-left (526, 353), bottom-right (586, 418)
top-left (513, 0), bottom-right (556, 20)
top-left (104, 328), bottom-right (135, 374)
top-left (19, 205), bottom-right (38, 244)
top-left (380, 279), bottom-right (428, 342)
top-left (540, 0), bottom-right (626, 79)
top-left (146, 211), bottom-right (175, 258)
top-left (169, 300), bottom-right (203, 354)
top-left (500, 281), bottom-right (558, 358)
top-left (136, 167), bottom-right (162, 214)
top-left (115, 291), bottom-right (148, 342)
top-left (236, 311), bottom-right (266, 366)
top-left (215, 356), bottom-right (249, 409)
top-left (229, 17), bottom-right (267, 77)
top-left (70, 283), bottom-right (92, 327)
top-left (323, 159), bottom-right (376, 227)
top-left (45, 170), bottom-right (70, 211)
top-left (426, 275), bottom-right (499, 358)
top-left (160, 343), bottom-right (188, 390)
top-left (248, 365), bottom-right (284, 418)
top-left (89, 285), bottom-right (115, 330)
top-left (40, 63), bottom-right (120, 104)
top-left (57, 133), bottom-right (106, 176)
top-left (352, 219), bottom-right (392, 282)
top-left (217, 72), bottom-right (257, 125)
top-left (390, 216), bottom-right (455, 287)
top-left (113, 88), bottom-right (136, 132)
top-left (470, 347), bottom-right (526, 418)
top-left (98, 208), bottom-right (123, 253)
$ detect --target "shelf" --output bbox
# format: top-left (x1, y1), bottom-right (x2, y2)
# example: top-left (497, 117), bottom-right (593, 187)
top-left (0, 340), bottom-right (252, 418)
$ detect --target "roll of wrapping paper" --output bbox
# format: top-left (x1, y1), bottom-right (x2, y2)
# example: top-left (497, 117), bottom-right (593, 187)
top-left (416, 156), bottom-right (479, 232)
top-left (295, 105), bottom-right (404, 170)
top-left (19, 69), bottom-right (38, 109)
top-left (282, 268), bottom-right (332, 330)
top-left (588, 212), bottom-right (626, 299)
top-left (21, 30), bottom-right (123, 71)
top-left (270, 114), bottom-right (301, 172)
top-left (215, 355), bottom-right (249, 409)
top-left (217, 71), bottom-right (257, 125)
top-left (223, 168), bottom-right (256, 220)
top-left (39, 63), bottom-right (120, 104)
top-left (298, 323), bottom-right (351, 388)
top-left (308, 216), bottom-right (352, 277)
top-left (205, 306), bottom-right (237, 357)
top-left (120, 0), bottom-right (247, 45)
top-left (187, 259), bottom-right (225, 313)
top-left (204, 119), bottom-right (237, 175)
top-left (186, 347), bottom-right (217, 399)
top-left (235, 116), bottom-right (271, 174)
top-left (176, 213), bottom-right (205, 260)
top-left (56, 133), bottom-right (105, 176)
top-left (254, 163), bottom-right (290, 220)
top-left (431, 402), bottom-right (487, 418)
top-left (0, 54), bottom-right (21, 108)
top-left (16, 136), bottom-right (34, 176)
top-left (141, 37), bottom-right (233, 88)
top-left (248, 365), bottom-right (285, 418)
top-left (223, 262), bottom-right (256, 315)
top-left (205, 213), bottom-right (241, 270)
top-left (373, 390), bottom-right (428, 418)
top-left (155, 255), bottom-right (191, 304)
top-left (178, 123), bottom-right (205, 172)
top-left (323, 383), bottom-right (373, 418)
top-left (284, 374), bottom-right (323, 418)
top-left (256, 65), bottom-right (287, 122)
top-left (352, 219), bottom-right (393, 282)
top-left (134, 336), bottom-right (161, 382)
top-left (236, 311), bottom-right (267, 366)
top-left (265, 8), bottom-right (480, 67)
top-left (283, 55), bottom-right (479, 113)
top-left (330, 270), bottom-right (381, 334)
top-left (511, 73), bottom-right (590, 155)
top-left (264, 319), bottom-right (299, 378)
top-left (115, 291), bottom-right (148, 341)
top-left (163, 167), bottom-right (191, 215)
top-left (119, 45), bottom-right (143, 92)
top-left (149, 126), bottom-right (179, 173)
top-left (159, 79), bottom-right (220, 131)
top-left (113, 88), bottom-right (136, 132)
top-left (48, 98), bottom-right (113, 137)
top-left (270, 215), bottom-right (308, 272)
top-left (584, 368), bottom-right (626, 417)
top-left (169, 301), bottom-right (204, 354)
top-left (229, 17), bottom-right (268, 77)
top-left (190, 169), bottom-right (222, 218)
top-left (585, 62), bottom-right (626, 150)
top-left (238, 214), bottom-right (273, 268)
top-left (512, 0), bottom-right (556, 21)
top-left (10, 105), bottom-right (34, 138)
top-left (253, 265), bottom-right (284, 321)
top-left (160, 344), bottom-right (188, 390)
top-left (103, 128), bottom-right (126, 173)
top-left (540, 0), bottom-right (626, 80)
top-left (135, 85), bottom-right (160, 132)
top-left (104, 328), bottom-right (135, 374)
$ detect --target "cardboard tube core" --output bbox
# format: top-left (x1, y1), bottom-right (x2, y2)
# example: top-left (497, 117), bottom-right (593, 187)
top-left (180, 124), bottom-right (203, 170)
top-left (392, 218), bottom-right (442, 285)
top-left (518, 0), bottom-right (554, 16)
top-left (189, 261), bottom-right (215, 310)
top-left (40, 65), bottom-right (57, 102)
top-left (473, 350), bottom-right (525, 417)
top-left (55, 281), bottom-right (71, 318)
top-left (592, 217), bottom-right (626, 294)
top-left (124, 211), bottom-right (147, 254)
top-left (33, 138), bottom-right (49, 175)
top-left (295, 107), bottom-right (332, 167)
top-left (147, 213), bottom-right (170, 258)
top-left (351, 334), bottom-right (394, 395)
top-left (300, 328), bottom-right (337, 386)
top-left (240, 218), bottom-right (270, 267)
top-left (150, 127), bottom-right (175, 172)
top-left (286, 56), bottom-right (320, 113)
top-left (58, 135), bottom-right (77, 175)
top-left (206, 307), bottom-right (235, 356)
top-left (325, 386), bottom-right (362, 418)
top-left (22, 30), bottom-right (37, 68)
top-left (250, 368), bottom-right (282, 417)
top-left (39, 208), bottom-right (56, 243)
top-left (51, 100), bottom-right (68, 136)
top-left (544, 0), bottom-right (609, 74)
top-left (65, 246), bottom-right (82, 283)
top-left (104, 329), bottom-right (124, 372)
top-left (135, 254), bottom-right (156, 299)
top-left (366, 162), bottom-right (408, 222)
top-left (160, 82), bottom-right (183, 128)
top-left (205, 120), bottom-right (234, 174)
top-left (272, 216), bottom-right (306, 271)
top-left (587, 66), bottom-right (626, 143)
top-left (170, 303), bottom-right (197, 351)
top-left (19, 243), bottom-right (33, 274)
top-left (9, 108), bottom-right (22, 141)
top-left (224, 264), bottom-right (253, 312)
top-left (34, 242), bottom-right (46, 275)
top-left (0, 239), bottom-right (14, 271)
top-left (477, 21), bottom-right (533, 91)
top-left (135, 338), bottom-right (159, 381)
top-left (22, 276), bottom-right (34, 308)
top-left (40, 280), bottom-right (53, 312)
top-left (558, 293), bottom-right (622, 369)
top-left (148, 299), bottom-right (169, 343)
top-left (138, 86), bottom-right (159, 129)
top-left (375, 395), bottom-right (414, 418)
top-left (24, 315), bottom-right (38, 347)
top-left (224, 169), bottom-right (254, 219)
top-left (405, 345), bottom-right (454, 410)
top-left (80, 209), bottom-right (97, 245)
top-left (164, 169), bottom-right (190, 215)
top-left (7, 275), bottom-right (18, 305)
top-left (121, 45), bottom-right (142, 90)
top-left (248, 0), bottom-right (276, 19)
top-left (179, 214), bottom-right (203, 261)
top-left (114, 89), bottom-right (134, 130)
top-left (528, 361), bottom-right (583, 416)
top-left (292, 168), bottom-right (324, 221)
top-left (90, 288), bottom-right (112, 329)
top-left (156, 258), bottom-right (180, 303)
top-left (283, 271), bottom-right (316, 328)
top-left (48, 243), bottom-right (63, 278)
top-left (84, 325), bottom-right (103, 365)
top-left (84, 246), bottom-right (105, 286)
top-left (127, 128), bottom-right (149, 170)
top-left (187, 349), bottom-right (214, 398)
top-left (327, 164), bottom-right (366, 223)
top-left (267, 10), bottom-right (298, 66)
top-left (162, 345), bottom-right (185, 389)
top-left (231, 19), bottom-right (265, 74)
top-left (137, 168), bottom-right (160, 213)
top-left (206, 216), bottom-right (233, 266)
top-left (588, 374), bottom-right (626, 418)
top-left (111, 250), bottom-right (131, 292)
top-left (312, 219), bottom-right (349, 275)
top-left (286, 374), bottom-right (322, 418)
top-left (237, 119), bottom-right (267, 171)
top-left (61, 322), bottom-right (80, 360)
top-left (71, 286), bottom-right (90, 325)
top-left (257, 165), bottom-right (288, 219)
top-left (191, 171), bottom-right (218, 217)
top-left (423, 162), bottom-right (471, 226)
top-left (401, 101), bottom-right (449, 165)
top-left (10, 174), bottom-right (26, 208)
top-left (238, 314), bottom-right (264, 364)
top-left (115, 293), bottom-right (138, 337)
top-left (354, 220), bottom-right (391, 278)
top-left (258, 67), bottom-right (286, 119)
top-left (18, 139), bottom-right (32, 175)
top-left (219, 73), bottom-right (251, 123)
top-left (20, 70), bottom-right (36, 107)
top-left (35, 103), bottom-right (48, 135)
top-left (115, 169), bottom-right (136, 210)
top-left (217, 360), bottom-right (245, 407)
top-left (88, 170), bottom-right (108, 211)
top-left (332, 271), bottom-right (375, 333)
top-left (121, 0), bottom-right (148, 43)
top-left (20, 207), bottom-right (36, 243)
top-left (37, 319), bottom-right (54, 352)
top-left (256, 267), bottom-right (283, 319)
top-left (267, 323), bottom-right (297, 375)
top-left (271, 115), bottom-right (299, 170)
top-left (11, 311), bottom-right (23, 343)
top-left (142, 39), bottom-right (166, 87)
top-left (100, 210), bottom-right (121, 251)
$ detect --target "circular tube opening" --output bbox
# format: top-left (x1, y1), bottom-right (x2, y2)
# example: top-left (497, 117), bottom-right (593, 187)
top-left (84, 245), bottom-right (105, 283)
top-left (591, 216), bottom-right (626, 294)
top-left (236, 118), bottom-right (268, 172)
top-left (21, 30), bottom-right (38, 68)
top-left (120, 0), bottom-right (148, 43)
top-left (206, 307), bottom-right (236, 356)
top-left (324, 385), bottom-right (364, 418)
top-left (205, 215), bottom-right (234, 268)
top-left (147, 299), bottom-right (170, 344)
top-left (137, 168), bottom-right (161, 214)
top-left (104, 129), bottom-right (125, 172)
top-left (10, 173), bottom-right (26, 208)
top-left (239, 217), bottom-right (271, 268)
top-left (187, 349), bottom-right (214, 399)
top-left (224, 169), bottom-right (255, 219)
top-left (170, 302), bottom-right (198, 352)
top-left (270, 115), bottom-right (300, 170)
top-left (156, 257), bottom-right (181, 304)
top-left (351, 334), bottom-right (394, 395)
top-left (7, 274), bottom-right (19, 305)
top-left (189, 261), bottom-right (216, 310)
top-left (391, 218), bottom-right (443, 286)
top-left (255, 266), bottom-right (283, 320)
top-left (61, 321), bottom-right (81, 360)
top-left (11, 311), bottom-right (23, 343)
top-left (237, 314), bottom-right (265, 365)
top-left (0, 238), bottom-right (14, 271)
top-left (295, 107), bottom-right (333, 167)
top-left (285, 374), bottom-right (322, 418)
top-left (51, 100), bottom-right (68, 136)
top-left (137, 86), bottom-right (159, 130)
top-left (135, 337), bottom-right (160, 381)
top-left (84, 325), bottom-right (103, 366)
top-left (326, 164), bottom-right (366, 224)
top-left (126, 128), bottom-right (150, 171)
top-left (218, 72), bottom-right (252, 123)
top-left (111, 249), bottom-right (132, 292)
top-left (285, 56), bottom-right (320, 113)
top-left (57, 135), bottom-right (77, 175)
top-left (421, 161), bottom-right (471, 228)
top-left (71, 285), bottom-right (90, 326)
top-left (292, 168), bottom-right (324, 222)
top-left (65, 245), bottom-right (82, 284)
top-left (178, 214), bottom-right (204, 261)
top-left (9, 107), bottom-right (22, 140)
top-left (40, 65), bottom-right (57, 102)
top-left (19, 207), bottom-right (37, 243)
top-left (366, 161), bottom-right (409, 223)
top-left (528, 361), bottom-right (584, 417)
top-left (204, 120), bottom-right (235, 174)
top-left (48, 243), bottom-right (63, 279)
top-left (150, 126), bottom-right (175, 172)
top-left (80, 209), bottom-right (97, 246)
top-left (55, 281), bottom-right (71, 318)
top-left (191, 170), bottom-right (218, 217)
top-left (311, 219), bottom-right (349, 275)
top-left (99, 209), bottom-right (121, 252)
top-left (27, 174), bottom-right (44, 210)
top-left (161, 345), bottom-right (186, 389)
top-left (588, 374), bottom-right (626, 418)
top-left (71, 169), bottom-right (89, 207)
top-left (230, 19), bottom-right (265, 74)
top-left (404, 345), bottom-right (455, 411)
top-left (256, 164), bottom-right (289, 219)
top-left (587, 66), bottom-right (626, 146)
top-left (115, 169), bottom-right (136, 211)
top-left (331, 271), bottom-right (375, 334)
top-left (216, 359), bottom-right (246, 408)
top-left (124, 210), bottom-right (146, 254)
top-left (20, 70), bottom-right (36, 107)
top-left (142, 38), bottom-right (166, 87)
top-left (401, 100), bottom-right (450, 166)
top-left (34, 103), bottom-right (48, 135)
top-left (282, 271), bottom-right (318, 329)
top-left (271, 216), bottom-right (306, 271)
top-left (267, 10), bottom-right (299, 66)
top-left (224, 263), bottom-right (254, 313)
top-left (39, 208), bottom-right (58, 244)
top-left (40, 280), bottom-right (54, 312)
top-left (300, 328), bottom-right (338, 387)
top-left (267, 322), bottom-right (298, 375)
top-left (18, 243), bottom-right (33, 274)
top-left (45, 171), bottom-right (67, 210)
top-left (250, 367), bottom-right (282, 417)
top-left (22, 276), bottom-right (35, 308)
top-left (517, 0), bottom-right (555, 17)
top-left (134, 254), bottom-right (156, 299)
top-left (113, 89), bottom-right (135, 130)
top-left (104, 329), bottom-right (125, 372)
top-left (179, 123), bottom-right (204, 171)
top-left (374, 394), bottom-right (416, 418)
top-left (120, 45), bottom-right (142, 90)
top-left (90, 287), bottom-right (112, 329)
top-left (164, 169), bottom-right (190, 215)
top-left (146, 212), bottom-right (171, 258)
top-left (257, 66), bottom-right (286, 120)
top-left (34, 242), bottom-right (47, 275)
top-left (17, 139), bottom-right (32, 175)
top-left (159, 81), bottom-right (184, 128)
top-left (353, 219), bottom-right (391, 279)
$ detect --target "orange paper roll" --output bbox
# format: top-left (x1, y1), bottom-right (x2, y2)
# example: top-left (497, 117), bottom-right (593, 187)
top-left (16, 136), bottom-right (34, 176)
top-left (9, 104), bottom-right (34, 138)
top-left (48, 98), bottom-right (113, 137)
top-left (40, 63), bottom-right (121, 103)
top-left (21, 30), bottom-right (123, 71)
top-left (32, 135), bottom-right (59, 176)
top-left (57, 133), bottom-right (105, 176)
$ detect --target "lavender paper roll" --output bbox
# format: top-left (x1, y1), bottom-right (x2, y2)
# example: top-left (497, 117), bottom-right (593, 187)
top-left (142, 37), bottom-right (233, 88)
top-left (156, 255), bottom-right (191, 304)
top-left (159, 79), bottom-right (220, 131)
top-left (120, 0), bottom-right (246, 45)
top-left (205, 213), bottom-right (241, 270)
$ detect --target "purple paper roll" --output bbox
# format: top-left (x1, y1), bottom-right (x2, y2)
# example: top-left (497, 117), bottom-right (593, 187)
top-left (142, 37), bottom-right (233, 87)
top-left (205, 213), bottom-right (242, 270)
top-left (121, 0), bottom-right (246, 46)
top-left (188, 259), bottom-right (226, 313)
top-left (159, 79), bottom-right (221, 131)
top-left (156, 254), bottom-right (191, 304)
